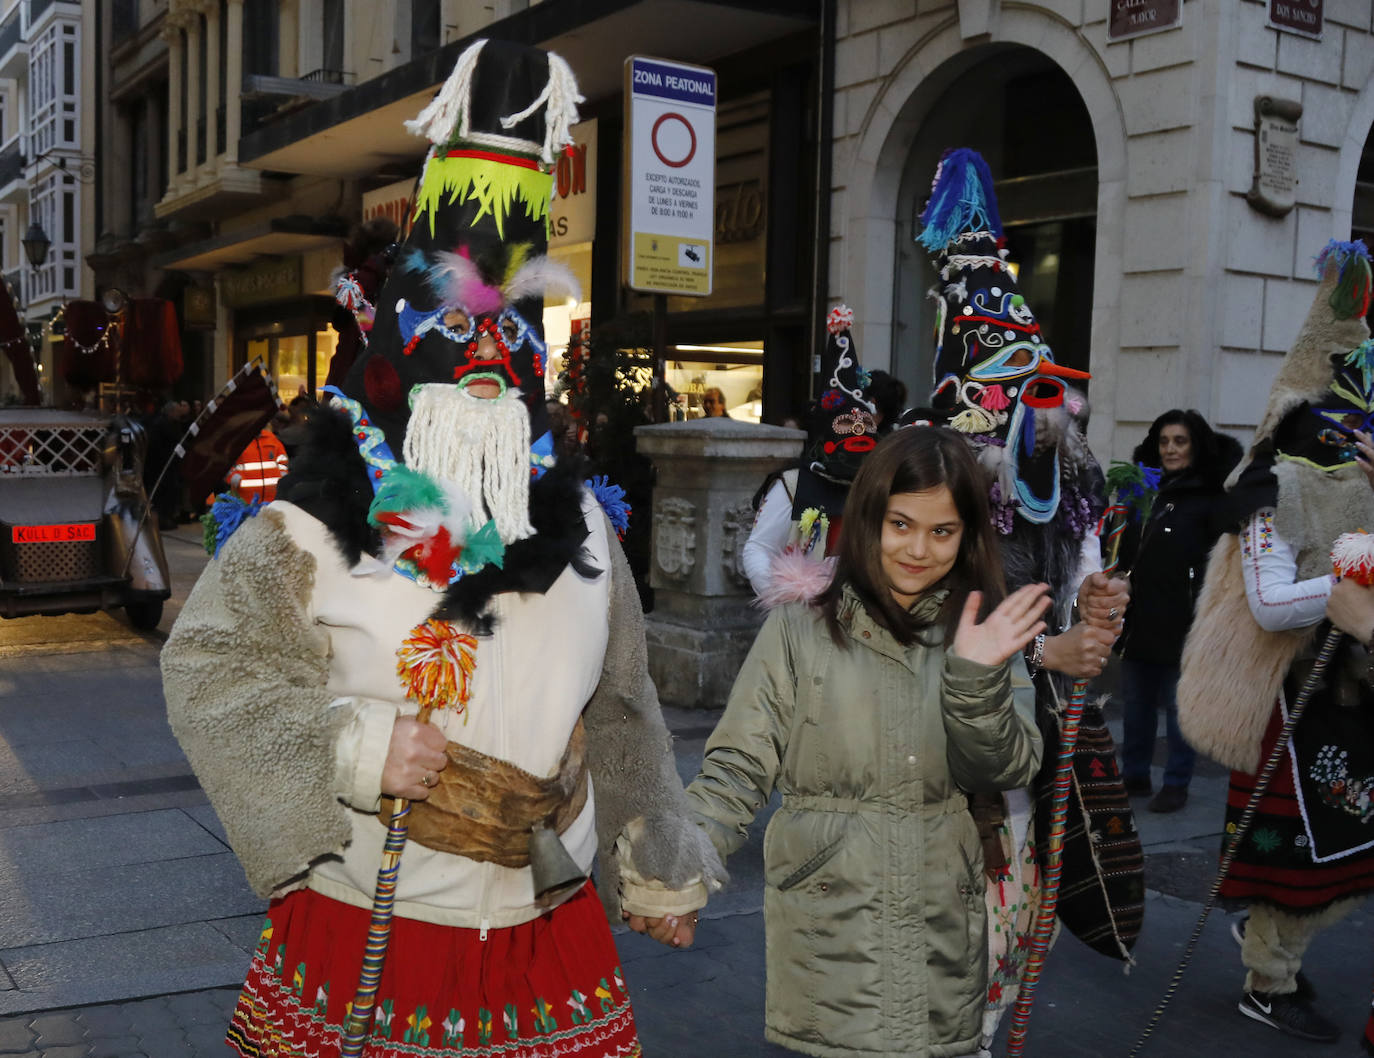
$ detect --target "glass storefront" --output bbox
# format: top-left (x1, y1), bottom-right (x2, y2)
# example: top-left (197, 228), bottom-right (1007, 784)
top-left (665, 343), bottom-right (763, 422)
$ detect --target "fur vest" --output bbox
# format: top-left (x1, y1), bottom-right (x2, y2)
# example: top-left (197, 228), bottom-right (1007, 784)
top-left (1177, 457), bottom-right (1374, 772)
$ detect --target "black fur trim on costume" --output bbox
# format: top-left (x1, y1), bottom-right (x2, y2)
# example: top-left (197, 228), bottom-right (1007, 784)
top-left (276, 407), bottom-right (596, 632)
top-left (276, 408), bottom-right (378, 565)
top-left (435, 453), bottom-right (597, 634)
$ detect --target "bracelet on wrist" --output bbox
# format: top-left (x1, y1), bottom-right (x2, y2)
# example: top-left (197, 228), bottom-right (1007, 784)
top-left (1024, 632), bottom-right (1046, 678)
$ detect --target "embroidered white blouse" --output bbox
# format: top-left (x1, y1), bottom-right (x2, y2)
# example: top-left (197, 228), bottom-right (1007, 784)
top-left (1240, 507), bottom-right (1333, 632)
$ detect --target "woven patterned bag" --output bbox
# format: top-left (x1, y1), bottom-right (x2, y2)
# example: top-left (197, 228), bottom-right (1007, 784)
top-left (1034, 698), bottom-right (1145, 960)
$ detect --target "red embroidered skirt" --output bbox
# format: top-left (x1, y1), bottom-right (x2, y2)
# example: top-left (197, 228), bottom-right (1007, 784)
top-left (226, 882), bottom-right (640, 1058)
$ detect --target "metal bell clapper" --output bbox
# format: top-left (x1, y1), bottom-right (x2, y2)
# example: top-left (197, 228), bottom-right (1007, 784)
top-left (529, 821), bottom-right (586, 908)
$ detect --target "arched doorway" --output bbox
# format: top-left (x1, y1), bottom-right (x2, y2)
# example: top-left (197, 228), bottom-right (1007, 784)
top-left (891, 47), bottom-right (1098, 405)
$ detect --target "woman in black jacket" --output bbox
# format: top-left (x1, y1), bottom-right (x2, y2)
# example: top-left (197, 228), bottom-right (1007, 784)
top-left (1118, 409), bottom-right (1241, 813)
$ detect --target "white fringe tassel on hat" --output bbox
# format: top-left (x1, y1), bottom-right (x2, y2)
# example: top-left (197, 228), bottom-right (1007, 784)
top-left (405, 39), bottom-right (583, 165)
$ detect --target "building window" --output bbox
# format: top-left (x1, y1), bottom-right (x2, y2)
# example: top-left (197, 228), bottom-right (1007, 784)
top-left (28, 174), bottom-right (79, 302)
top-left (29, 19), bottom-right (80, 159)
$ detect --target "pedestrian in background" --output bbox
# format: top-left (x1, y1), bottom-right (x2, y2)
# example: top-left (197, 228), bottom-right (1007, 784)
top-left (1116, 409), bottom-right (1241, 813)
top-left (682, 426), bottom-right (1046, 1057)
top-left (700, 386), bottom-right (730, 418)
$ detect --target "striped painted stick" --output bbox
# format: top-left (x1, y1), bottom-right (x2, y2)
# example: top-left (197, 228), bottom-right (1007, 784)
top-left (1006, 505), bottom-right (1128, 1057)
top-left (339, 704), bottom-right (433, 1057)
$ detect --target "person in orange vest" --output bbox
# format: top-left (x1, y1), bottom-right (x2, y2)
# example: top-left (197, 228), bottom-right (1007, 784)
top-left (225, 426), bottom-right (288, 504)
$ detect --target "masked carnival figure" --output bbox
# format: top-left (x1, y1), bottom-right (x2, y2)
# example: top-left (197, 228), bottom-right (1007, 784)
top-left (741, 305), bottom-right (881, 606)
top-left (907, 148), bottom-right (1144, 1049)
top-left (1178, 239), bottom-right (1374, 1044)
top-left (163, 40), bottom-right (724, 1058)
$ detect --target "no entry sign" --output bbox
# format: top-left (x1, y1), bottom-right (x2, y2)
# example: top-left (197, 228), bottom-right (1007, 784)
top-left (625, 56), bottom-right (716, 296)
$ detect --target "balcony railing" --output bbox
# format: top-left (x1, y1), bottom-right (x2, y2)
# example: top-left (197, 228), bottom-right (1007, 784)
top-left (301, 68), bottom-right (351, 85)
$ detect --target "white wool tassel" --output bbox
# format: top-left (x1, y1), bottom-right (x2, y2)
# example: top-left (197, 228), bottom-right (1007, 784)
top-left (403, 385), bottom-right (535, 544)
top-left (405, 39), bottom-right (488, 144)
top-left (498, 49), bottom-right (584, 164)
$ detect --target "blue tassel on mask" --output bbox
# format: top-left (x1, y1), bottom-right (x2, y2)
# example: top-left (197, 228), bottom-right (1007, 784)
top-left (916, 148), bottom-right (1003, 252)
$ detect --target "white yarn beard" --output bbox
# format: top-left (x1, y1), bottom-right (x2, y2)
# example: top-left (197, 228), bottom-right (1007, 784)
top-left (403, 384), bottom-right (535, 545)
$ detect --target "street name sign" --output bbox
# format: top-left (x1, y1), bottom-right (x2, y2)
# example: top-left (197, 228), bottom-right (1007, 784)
top-left (625, 56), bottom-right (716, 296)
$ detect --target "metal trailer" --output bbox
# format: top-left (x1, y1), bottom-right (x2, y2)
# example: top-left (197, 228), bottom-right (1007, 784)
top-left (0, 408), bottom-right (170, 629)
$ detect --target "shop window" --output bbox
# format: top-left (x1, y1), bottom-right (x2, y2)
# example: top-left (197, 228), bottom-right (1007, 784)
top-left (665, 344), bottom-right (764, 423)
top-left (254, 327), bottom-right (338, 401)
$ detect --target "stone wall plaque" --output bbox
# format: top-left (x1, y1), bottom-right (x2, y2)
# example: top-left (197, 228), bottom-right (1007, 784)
top-left (1247, 96), bottom-right (1303, 219)
top-left (720, 500), bottom-right (756, 588)
top-left (1107, 0), bottom-right (1181, 41)
top-left (653, 496), bottom-right (697, 580)
top-left (1268, 0), bottom-right (1322, 39)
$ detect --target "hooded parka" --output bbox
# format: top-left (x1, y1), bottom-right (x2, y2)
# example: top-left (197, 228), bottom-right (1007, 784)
top-left (687, 588), bottom-right (1041, 1058)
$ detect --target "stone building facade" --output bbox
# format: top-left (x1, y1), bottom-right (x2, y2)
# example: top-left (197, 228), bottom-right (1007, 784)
top-left (829, 0), bottom-right (1374, 457)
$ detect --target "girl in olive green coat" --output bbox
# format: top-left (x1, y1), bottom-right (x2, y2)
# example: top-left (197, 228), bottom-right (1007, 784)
top-left (686, 427), bottom-right (1045, 1058)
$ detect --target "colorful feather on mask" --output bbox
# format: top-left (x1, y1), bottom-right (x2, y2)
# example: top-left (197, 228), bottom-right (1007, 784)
top-left (503, 254), bottom-right (581, 305)
top-left (423, 250), bottom-right (504, 317)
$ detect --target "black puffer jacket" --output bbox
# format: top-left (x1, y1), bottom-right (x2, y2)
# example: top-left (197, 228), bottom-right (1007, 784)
top-left (1117, 469), bottom-right (1228, 667)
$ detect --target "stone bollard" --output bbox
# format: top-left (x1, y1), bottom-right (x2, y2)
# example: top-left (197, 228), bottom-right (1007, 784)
top-left (634, 417), bottom-right (805, 709)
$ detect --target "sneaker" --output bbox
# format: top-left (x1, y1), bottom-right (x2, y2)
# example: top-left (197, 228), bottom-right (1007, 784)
top-left (1238, 990), bottom-right (1339, 1042)
top-left (1231, 916), bottom-right (1318, 1001)
top-left (1123, 775), bottom-right (1153, 796)
top-left (1148, 785), bottom-right (1188, 813)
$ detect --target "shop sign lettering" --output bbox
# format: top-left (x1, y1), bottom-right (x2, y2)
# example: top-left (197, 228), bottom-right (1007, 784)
top-left (220, 258), bottom-right (303, 308)
top-left (550, 119), bottom-right (597, 248)
top-left (716, 180), bottom-right (764, 244)
top-left (1108, 0), bottom-right (1181, 40)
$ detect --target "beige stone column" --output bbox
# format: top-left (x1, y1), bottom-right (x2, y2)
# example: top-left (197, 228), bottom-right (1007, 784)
top-left (184, 14), bottom-right (202, 177)
top-left (162, 22), bottom-right (183, 191)
top-left (635, 419), bottom-right (805, 707)
top-left (203, 0), bottom-right (221, 168)
top-left (279, 0), bottom-right (299, 79)
top-left (223, 0), bottom-right (243, 163)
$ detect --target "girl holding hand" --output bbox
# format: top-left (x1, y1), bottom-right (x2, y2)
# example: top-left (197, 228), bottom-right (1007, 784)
top-left (681, 426), bottom-right (1046, 1058)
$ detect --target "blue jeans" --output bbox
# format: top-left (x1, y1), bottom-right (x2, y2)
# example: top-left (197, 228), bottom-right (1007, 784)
top-left (1120, 657), bottom-right (1196, 789)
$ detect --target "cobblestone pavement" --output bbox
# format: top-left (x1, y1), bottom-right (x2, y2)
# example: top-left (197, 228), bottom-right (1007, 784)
top-left (0, 988), bottom-right (239, 1057)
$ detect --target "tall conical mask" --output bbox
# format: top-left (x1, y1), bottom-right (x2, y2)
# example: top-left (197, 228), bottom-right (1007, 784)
top-left (916, 147), bottom-right (1091, 525)
top-left (341, 39), bottom-right (584, 461)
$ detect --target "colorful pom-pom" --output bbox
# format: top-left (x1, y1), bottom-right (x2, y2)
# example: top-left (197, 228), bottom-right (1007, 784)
top-left (334, 272), bottom-right (364, 310)
top-left (201, 493), bottom-right (262, 557)
top-left (587, 475), bottom-right (631, 540)
top-left (827, 304), bottom-right (854, 336)
top-left (1331, 530), bottom-right (1374, 585)
top-left (396, 618), bottom-right (477, 715)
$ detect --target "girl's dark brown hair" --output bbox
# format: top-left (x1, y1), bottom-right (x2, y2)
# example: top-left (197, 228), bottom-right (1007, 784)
top-left (816, 426), bottom-right (1007, 647)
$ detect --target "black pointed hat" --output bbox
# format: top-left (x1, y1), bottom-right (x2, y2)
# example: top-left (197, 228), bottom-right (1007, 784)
top-left (339, 39), bottom-right (583, 456)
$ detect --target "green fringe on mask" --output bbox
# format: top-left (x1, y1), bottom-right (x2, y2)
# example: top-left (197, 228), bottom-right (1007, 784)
top-left (413, 153), bottom-right (552, 240)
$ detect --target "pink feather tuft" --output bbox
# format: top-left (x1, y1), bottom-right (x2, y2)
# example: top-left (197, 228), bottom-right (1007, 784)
top-left (503, 255), bottom-right (581, 305)
top-left (425, 251), bottom-right (505, 317)
top-left (755, 550), bottom-right (837, 609)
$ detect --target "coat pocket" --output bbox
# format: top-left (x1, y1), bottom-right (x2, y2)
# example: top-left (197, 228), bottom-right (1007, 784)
top-left (776, 833), bottom-right (845, 891)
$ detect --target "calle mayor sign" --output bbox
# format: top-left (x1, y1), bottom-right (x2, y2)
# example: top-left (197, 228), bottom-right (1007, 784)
top-left (1108, 0), bottom-right (1181, 40)
top-left (625, 55), bottom-right (716, 296)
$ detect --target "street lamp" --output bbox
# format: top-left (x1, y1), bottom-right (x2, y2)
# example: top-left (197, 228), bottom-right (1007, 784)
top-left (22, 221), bottom-right (50, 270)
top-left (21, 222), bottom-right (50, 391)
